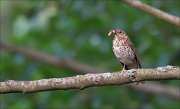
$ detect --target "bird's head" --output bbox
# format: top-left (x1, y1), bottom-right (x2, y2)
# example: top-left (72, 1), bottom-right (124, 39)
top-left (108, 29), bottom-right (127, 38)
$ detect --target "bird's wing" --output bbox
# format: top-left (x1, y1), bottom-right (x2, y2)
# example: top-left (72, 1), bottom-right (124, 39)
top-left (126, 38), bottom-right (141, 68)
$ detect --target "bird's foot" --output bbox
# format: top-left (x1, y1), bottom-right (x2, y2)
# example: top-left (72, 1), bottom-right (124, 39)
top-left (124, 69), bottom-right (145, 85)
top-left (125, 69), bottom-right (136, 81)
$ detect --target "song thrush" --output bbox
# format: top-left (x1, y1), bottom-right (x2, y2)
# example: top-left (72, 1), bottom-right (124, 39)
top-left (108, 29), bottom-right (141, 70)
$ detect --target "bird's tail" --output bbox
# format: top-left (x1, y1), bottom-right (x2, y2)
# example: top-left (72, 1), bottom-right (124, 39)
top-left (124, 55), bottom-right (141, 70)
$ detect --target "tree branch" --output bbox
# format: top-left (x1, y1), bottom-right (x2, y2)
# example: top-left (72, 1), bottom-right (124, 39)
top-left (125, 83), bottom-right (180, 100)
top-left (0, 41), bottom-right (100, 74)
top-left (1, 66), bottom-right (179, 94)
top-left (0, 41), bottom-right (180, 99)
top-left (122, 0), bottom-right (180, 27)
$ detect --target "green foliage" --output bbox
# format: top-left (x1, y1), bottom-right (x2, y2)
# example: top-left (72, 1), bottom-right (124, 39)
top-left (0, 0), bottom-right (179, 109)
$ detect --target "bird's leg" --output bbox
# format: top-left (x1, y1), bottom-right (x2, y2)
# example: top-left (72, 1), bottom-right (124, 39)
top-left (122, 64), bottom-right (125, 71)
top-left (120, 62), bottom-right (125, 72)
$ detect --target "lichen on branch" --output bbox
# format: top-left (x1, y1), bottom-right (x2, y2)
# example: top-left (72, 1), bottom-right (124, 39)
top-left (0, 66), bottom-right (179, 94)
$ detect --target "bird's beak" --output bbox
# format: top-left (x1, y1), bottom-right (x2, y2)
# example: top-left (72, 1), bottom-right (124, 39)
top-left (108, 30), bottom-right (115, 36)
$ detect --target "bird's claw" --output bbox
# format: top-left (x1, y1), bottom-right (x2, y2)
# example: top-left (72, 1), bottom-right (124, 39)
top-left (125, 69), bottom-right (136, 81)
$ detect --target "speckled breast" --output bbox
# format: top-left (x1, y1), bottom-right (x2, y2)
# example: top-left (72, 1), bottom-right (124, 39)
top-left (112, 38), bottom-right (135, 64)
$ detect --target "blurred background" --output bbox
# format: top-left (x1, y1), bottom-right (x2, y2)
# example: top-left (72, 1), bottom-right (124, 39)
top-left (0, 0), bottom-right (180, 109)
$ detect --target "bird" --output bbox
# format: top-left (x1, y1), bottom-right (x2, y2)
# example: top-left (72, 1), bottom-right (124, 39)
top-left (108, 29), bottom-right (141, 70)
